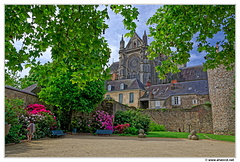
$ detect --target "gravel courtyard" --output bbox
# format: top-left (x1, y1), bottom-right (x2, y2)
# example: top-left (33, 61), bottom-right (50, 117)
top-left (5, 134), bottom-right (235, 157)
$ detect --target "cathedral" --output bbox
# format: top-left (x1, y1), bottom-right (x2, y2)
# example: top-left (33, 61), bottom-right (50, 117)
top-left (110, 31), bottom-right (169, 85)
top-left (107, 31), bottom-right (209, 109)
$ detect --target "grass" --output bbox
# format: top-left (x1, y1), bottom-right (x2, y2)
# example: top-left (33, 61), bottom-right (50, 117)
top-left (146, 131), bottom-right (235, 142)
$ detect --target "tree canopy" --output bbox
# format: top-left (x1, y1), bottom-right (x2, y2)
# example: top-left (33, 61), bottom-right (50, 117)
top-left (5, 5), bottom-right (139, 86)
top-left (147, 5), bottom-right (235, 79)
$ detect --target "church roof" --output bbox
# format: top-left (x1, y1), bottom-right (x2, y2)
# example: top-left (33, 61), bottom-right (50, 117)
top-left (140, 80), bottom-right (209, 100)
top-left (106, 78), bottom-right (145, 91)
top-left (125, 32), bottom-right (145, 49)
top-left (109, 62), bottom-right (119, 74)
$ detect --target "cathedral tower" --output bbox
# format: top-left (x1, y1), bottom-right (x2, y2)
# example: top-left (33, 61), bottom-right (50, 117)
top-left (116, 31), bottom-right (162, 85)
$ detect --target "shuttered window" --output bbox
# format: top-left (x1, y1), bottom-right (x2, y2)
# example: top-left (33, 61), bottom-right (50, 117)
top-left (172, 96), bottom-right (181, 105)
top-left (119, 94), bottom-right (123, 103)
top-left (129, 92), bottom-right (134, 103)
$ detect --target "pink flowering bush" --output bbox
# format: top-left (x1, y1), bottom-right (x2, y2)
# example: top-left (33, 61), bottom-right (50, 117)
top-left (74, 110), bottom-right (114, 133)
top-left (18, 104), bottom-right (59, 139)
top-left (25, 104), bottom-right (52, 115)
top-left (94, 110), bottom-right (114, 130)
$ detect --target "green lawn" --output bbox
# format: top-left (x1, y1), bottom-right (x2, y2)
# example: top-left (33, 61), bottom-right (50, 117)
top-left (146, 131), bottom-right (235, 142)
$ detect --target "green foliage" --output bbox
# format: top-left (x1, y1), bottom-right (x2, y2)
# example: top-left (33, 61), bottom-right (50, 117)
top-left (114, 110), bottom-right (151, 133)
top-left (5, 98), bottom-right (25, 125)
top-left (149, 122), bottom-right (166, 131)
top-left (123, 127), bottom-right (138, 135)
top-left (37, 71), bottom-right (106, 113)
top-left (5, 100), bottom-right (59, 143)
top-left (5, 98), bottom-right (26, 143)
top-left (147, 5), bottom-right (235, 79)
top-left (5, 124), bottom-right (24, 144)
top-left (5, 70), bottom-right (21, 88)
top-left (33, 66), bottom-right (106, 130)
top-left (5, 5), bottom-right (138, 86)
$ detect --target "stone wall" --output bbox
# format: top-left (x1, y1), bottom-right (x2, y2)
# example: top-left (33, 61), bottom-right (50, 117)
top-left (207, 65), bottom-right (235, 135)
top-left (140, 104), bottom-right (213, 134)
top-left (5, 86), bottom-right (43, 107)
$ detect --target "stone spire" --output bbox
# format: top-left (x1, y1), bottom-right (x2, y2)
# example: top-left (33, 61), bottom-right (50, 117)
top-left (142, 30), bottom-right (148, 45)
top-left (120, 35), bottom-right (125, 49)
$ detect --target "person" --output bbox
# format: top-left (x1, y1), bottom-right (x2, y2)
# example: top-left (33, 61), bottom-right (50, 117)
top-left (27, 121), bottom-right (36, 142)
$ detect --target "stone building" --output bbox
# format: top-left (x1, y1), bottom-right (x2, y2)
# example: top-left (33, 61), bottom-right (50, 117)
top-left (139, 65), bottom-right (210, 109)
top-left (105, 78), bottom-right (146, 108)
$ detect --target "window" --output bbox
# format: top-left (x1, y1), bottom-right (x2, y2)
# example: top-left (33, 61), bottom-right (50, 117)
top-left (129, 92), bottom-right (134, 103)
top-left (120, 83), bottom-right (124, 90)
top-left (192, 99), bottom-right (198, 105)
top-left (172, 96), bottom-right (181, 105)
top-left (106, 95), bottom-right (112, 99)
top-left (119, 94), bottom-right (123, 103)
top-left (108, 85), bottom-right (111, 91)
top-left (155, 101), bottom-right (160, 107)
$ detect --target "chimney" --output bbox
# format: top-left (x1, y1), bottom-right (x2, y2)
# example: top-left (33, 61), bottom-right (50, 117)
top-left (171, 80), bottom-right (178, 84)
top-left (145, 80), bottom-right (151, 87)
top-left (111, 73), bottom-right (118, 81)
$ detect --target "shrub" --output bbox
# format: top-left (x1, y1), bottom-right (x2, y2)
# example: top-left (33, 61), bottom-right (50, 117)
top-left (94, 110), bottom-right (114, 130)
top-left (123, 127), bottom-right (138, 135)
top-left (19, 107), bottom-right (59, 140)
top-left (149, 122), bottom-right (166, 131)
top-left (75, 110), bottom-right (114, 133)
top-left (114, 110), bottom-right (150, 133)
top-left (114, 123), bottom-right (130, 134)
top-left (5, 98), bottom-right (26, 144)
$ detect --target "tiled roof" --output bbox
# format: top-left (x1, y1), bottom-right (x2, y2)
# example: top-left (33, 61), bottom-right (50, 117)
top-left (107, 78), bottom-right (145, 91)
top-left (140, 80), bottom-right (209, 100)
top-left (178, 65), bottom-right (208, 81)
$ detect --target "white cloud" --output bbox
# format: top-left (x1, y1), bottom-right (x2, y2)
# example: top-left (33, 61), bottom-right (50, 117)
top-left (36, 47), bottom-right (52, 64)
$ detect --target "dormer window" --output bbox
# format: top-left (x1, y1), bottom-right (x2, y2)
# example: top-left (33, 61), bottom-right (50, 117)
top-left (108, 85), bottom-right (112, 91)
top-left (120, 83), bottom-right (124, 90)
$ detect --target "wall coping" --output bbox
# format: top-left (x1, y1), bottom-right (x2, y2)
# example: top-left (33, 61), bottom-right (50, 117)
top-left (5, 85), bottom-right (37, 96)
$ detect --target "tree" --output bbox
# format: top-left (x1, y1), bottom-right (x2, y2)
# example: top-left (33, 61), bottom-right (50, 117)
top-left (5, 70), bottom-right (20, 88)
top-left (5, 5), bottom-right (139, 86)
top-left (147, 5), bottom-right (235, 79)
top-left (29, 62), bottom-right (107, 130)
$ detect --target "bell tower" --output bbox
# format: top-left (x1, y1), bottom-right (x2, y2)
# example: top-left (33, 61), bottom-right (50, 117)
top-left (118, 35), bottom-right (126, 79)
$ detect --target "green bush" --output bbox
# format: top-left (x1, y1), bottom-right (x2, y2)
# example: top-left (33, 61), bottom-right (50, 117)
top-left (149, 122), bottom-right (166, 131)
top-left (123, 127), bottom-right (138, 135)
top-left (5, 98), bottom-right (26, 144)
top-left (114, 110), bottom-right (150, 133)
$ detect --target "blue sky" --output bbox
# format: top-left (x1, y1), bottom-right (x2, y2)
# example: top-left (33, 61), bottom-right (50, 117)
top-left (9, 4), bottom-right (231, 77)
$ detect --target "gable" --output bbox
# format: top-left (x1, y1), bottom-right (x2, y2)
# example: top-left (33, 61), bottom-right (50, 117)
top-left (125, 32), bottom-right (144, 49)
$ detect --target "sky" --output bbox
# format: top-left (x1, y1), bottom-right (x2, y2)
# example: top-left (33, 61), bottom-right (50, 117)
top-left (14, 4), bottom-right (213, 77)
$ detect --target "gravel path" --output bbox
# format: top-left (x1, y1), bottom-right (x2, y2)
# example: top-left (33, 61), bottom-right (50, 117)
top-left (5, 134), bottom-right (235, 157)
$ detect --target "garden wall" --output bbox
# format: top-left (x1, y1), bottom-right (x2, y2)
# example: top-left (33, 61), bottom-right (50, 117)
top-left (140, 105), bottom-right (213, 134)
top-left (207, 65), bottom-right (235, 135)
top-left (5, 86), bottom-right (44, 107)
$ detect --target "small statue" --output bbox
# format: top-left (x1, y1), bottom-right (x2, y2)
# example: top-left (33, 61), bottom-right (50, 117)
top-left (138, 129), bottom-right (146, 138)
top-left (188, 130), bottom-right (199, 140)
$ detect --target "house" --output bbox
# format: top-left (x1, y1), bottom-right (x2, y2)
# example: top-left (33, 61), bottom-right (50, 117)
top-left (105, 78), bottom-right (146, 107)
top-left (140, 79), bottom-right (209, 109)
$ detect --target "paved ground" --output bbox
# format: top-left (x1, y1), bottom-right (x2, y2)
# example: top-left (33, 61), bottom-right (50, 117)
top-left (5, 134), bottom-right (235, 157)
